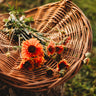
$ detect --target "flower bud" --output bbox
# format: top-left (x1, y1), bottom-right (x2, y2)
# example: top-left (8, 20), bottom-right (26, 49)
top-left (6, 52), bottom-right (10, 57)
top-left (83, 58), bottom-right (90, 65)
top-left (85, 52), bottom-right (91, 58)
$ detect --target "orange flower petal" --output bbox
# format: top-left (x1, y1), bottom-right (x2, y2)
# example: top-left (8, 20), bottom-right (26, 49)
top-left (34, 56), bottom-right (44, 68)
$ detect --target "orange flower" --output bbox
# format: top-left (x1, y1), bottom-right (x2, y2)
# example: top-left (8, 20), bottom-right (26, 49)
top-left (47, 41), bottom-right (55, 56)
top-left (21, 38), bottom-right (44, 58)
top-left (19, 56), bottom-right (45, 70)
top-left (57, 59), bottom-right (70, 71)
top-left (34, 57), bottom-right (44, 68)
top-left (63, 36), bottom-right (71, 45)
top-left (55, 45), bottom-right (64, 54)
top-left (19, 58), bottom-right (34, 70)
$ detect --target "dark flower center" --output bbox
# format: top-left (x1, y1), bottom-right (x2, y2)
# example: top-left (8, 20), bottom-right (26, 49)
top-left (23, 61), bottom-right (32, 69)
top-left (56, 47), bottom-right (60, 52)
top-left (59, 62), bottom-right (66, 70)
top-left (46, 69), bottom-right (54, 76)
top-left (28, 45), bottom-right (36, 53)
top-left (48, 46), bottom-right (54, 52)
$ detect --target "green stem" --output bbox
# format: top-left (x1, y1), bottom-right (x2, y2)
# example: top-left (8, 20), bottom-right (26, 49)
top-left (16, 0), bottom-right (18, 10)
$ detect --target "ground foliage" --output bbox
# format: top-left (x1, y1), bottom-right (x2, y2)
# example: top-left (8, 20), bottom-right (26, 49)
top-left (0, 0), bottom-right (96, 96)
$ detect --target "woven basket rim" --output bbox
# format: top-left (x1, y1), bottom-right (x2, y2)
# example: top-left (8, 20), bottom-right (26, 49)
top-left (0, 0), bottom-right (92, 92)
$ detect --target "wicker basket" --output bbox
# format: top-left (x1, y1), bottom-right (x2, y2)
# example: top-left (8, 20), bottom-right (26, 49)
top-left (0, 0), bottom-right (92, 92)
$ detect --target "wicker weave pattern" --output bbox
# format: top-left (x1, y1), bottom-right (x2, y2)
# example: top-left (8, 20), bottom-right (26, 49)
top-left (0, 0), bottom-right (92, 92)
